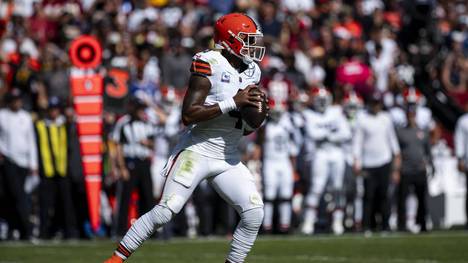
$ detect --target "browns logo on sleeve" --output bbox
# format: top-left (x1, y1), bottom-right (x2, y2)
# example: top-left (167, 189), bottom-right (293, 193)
top-left (190, 59), bottom-right (212, 76)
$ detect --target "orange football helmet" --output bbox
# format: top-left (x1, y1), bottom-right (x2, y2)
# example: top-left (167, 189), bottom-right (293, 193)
top-left (214, 13), bottom-right (265, 63)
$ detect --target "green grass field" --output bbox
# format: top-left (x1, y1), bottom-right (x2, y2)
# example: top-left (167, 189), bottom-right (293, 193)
top-left (1, 232), bottom-right (468, 263)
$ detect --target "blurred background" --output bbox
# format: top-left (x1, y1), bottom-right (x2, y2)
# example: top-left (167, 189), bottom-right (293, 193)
top-left (0, 0), bottom-right (467, 241)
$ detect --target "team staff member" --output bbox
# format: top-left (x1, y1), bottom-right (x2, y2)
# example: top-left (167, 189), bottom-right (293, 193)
top-left (395, 104), bottom-right (431, 232)
top-left (454, 104), bottom-right (468, 230)
top-left (36, 97), bottom-right (77, 239)
top-left (0, 89), bottom-right (38, 240)
top-left (353, 91), bottom-right (401, 233)
top-left (112, 97), bottom-right (156, 236)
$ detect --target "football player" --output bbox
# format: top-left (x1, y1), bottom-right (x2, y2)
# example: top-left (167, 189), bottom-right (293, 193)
top-left (260, 99), bottom-right (298, 233)
top-left (342, 91), bottom-right (365, 230)
top-left (301, 87), bottom-right (351, 235)
top-left (105, 13), bottom-right (267, 263)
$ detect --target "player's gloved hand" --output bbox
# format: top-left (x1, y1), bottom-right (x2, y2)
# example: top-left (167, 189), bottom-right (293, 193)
top-left (234, 85), bottom-right (264, 108)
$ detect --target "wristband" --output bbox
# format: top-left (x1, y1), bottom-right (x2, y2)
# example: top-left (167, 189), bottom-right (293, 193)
top-left (218, 98), bottom-right (237, 114)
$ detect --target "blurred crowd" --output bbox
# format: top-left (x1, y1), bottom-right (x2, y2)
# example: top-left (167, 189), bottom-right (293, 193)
top-left (0, 0), bottom-right (468, 240)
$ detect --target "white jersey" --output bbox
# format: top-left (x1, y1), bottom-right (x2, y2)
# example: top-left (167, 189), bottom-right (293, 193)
top-left (353, 110), bottom-right (400, 168)
top-left (178, 50), bottom-right (261, 160)
top-left (263, 113), bottom-right (298, 161)
top-left (302, 105), bottom-right (351, 152)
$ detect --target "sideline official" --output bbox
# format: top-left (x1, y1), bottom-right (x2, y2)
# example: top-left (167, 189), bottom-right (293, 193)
top-left (112, 97), bottom-right (156, 236)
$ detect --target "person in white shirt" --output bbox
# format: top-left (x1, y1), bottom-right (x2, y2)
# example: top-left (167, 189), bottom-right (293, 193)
top-left (353, 91), bottom-right (401, 233)
top-left (0, 89), bottom-right (37, 240)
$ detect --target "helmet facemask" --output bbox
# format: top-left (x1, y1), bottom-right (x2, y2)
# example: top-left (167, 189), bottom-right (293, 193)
top-left (221, 30), bottom-right (265, 64)
top-left (313, 94), bottom-right (331, 113)
top-left (238, 31), bottom-right (265, 63)
top-left (344, 103), bottom-right (359, 118)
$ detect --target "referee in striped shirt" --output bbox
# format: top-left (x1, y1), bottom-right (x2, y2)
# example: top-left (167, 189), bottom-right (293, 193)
top-left (112, 97), bottom-right (157, 236)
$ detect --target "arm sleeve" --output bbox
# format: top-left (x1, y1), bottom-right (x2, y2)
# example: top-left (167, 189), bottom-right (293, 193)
top-left (387, 116), bottom-right (401, 155)
top-left (455, 118), bottom-right (465, 159)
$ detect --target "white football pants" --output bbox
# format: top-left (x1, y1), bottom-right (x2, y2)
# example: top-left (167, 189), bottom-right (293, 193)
top-left (262, 159), bottom-right (293, 230)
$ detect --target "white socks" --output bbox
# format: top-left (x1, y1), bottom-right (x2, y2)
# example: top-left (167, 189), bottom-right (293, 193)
top-left (226, 207), bottom-right (264, 263)
top-left (117, 205), bottom-right (173, 259)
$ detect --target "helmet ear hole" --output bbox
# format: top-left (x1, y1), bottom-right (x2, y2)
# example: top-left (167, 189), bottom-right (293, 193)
top-left (228, 36), bottom-right (235, 43)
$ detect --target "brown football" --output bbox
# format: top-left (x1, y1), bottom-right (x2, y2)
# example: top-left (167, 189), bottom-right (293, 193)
top-left (241, 90), bottom-right (268, 129)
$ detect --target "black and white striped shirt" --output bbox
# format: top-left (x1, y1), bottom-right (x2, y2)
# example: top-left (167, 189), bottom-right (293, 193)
top-left (112, 115), bottom-right (156, 159)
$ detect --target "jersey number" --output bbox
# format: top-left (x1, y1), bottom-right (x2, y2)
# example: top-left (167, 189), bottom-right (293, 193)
top-left (228, 110), bottom-right (242, 129)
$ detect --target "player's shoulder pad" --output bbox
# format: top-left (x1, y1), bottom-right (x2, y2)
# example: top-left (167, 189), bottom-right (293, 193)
top-left (190, 50), bottom-right (220, 77)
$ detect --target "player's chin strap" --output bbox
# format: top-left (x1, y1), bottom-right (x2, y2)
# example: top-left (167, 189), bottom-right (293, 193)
top-left (215, 42), bottom-right (254, 65)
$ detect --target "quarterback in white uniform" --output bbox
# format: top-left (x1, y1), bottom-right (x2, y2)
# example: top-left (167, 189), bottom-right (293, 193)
top-left (105, 13), bottom-right (267, 263)
top-left (301, 87), bottom-right (352, 235)
top-left (261, 106), bottom-right (298, 233)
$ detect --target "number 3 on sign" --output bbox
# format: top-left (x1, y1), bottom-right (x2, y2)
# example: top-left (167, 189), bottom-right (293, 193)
top-left (106, 69), bottom-right (129, 98)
